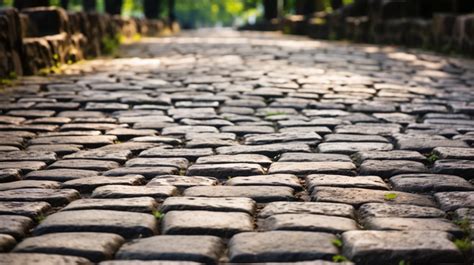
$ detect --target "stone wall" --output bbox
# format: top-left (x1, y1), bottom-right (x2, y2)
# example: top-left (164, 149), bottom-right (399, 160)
top-left (255, 0), bottom-right (474, 56)
top-left (0, 6), bottom-right (175, 78)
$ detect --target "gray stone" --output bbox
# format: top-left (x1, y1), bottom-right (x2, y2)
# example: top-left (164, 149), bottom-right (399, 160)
top-left (0, 215), bottom-right (32, 240)
top-left (63, 197), bottom-right (158, 213)
top-left (0, 188), bottom-right (79, 206)
top-left (92, 185), bottom-right (177, 199)
top-left (335, 124), bottom-right (401, 135)
top-left (0, 169), bottom-right (21, 183)
top-left (30, 135), bottom-right (116, 147)
top-left (0, 234), bottom-right (16, 252)
top-left (13, 232), bottom-right (124, 262)
top-left (184, 186), bottom-right (295, 203)
top-left (435, 191), bottom-right (474, 211)
top-left (62, 175), bottom-right (145, 193)
top-left (358, 203), bottom-right (446, 219)
top-left (244, 132), bottom-right (321, 145)
top-left (160, 197), bottom-right (255, 214)
top-left (229, 231), bottom-right (338, 262)
top-left (216, 143), bottom-right (311, 157)
top-left (139, 147), bottom-right (214, 161)
top-left (317, 142), bottom-right (393, 155)
top-left (162, 210), bottom-right (253, 237)
top-left (227, 174), bottom-right (302, 190)
top-left (0, 201), bottom-right (51, 218)
top-left (0, 253), bottom-right (92, 265)
top-left (306, 175), bottom-right (388, 191)
top-left (342, 230), bottom-right (463, 265)
top-left (125, 158), bottom-right (189, 169)
top-left (49, 159), bottom-right (119, 171)
top-left (103, 167), bottom-right (178, 179)
top-left (25, 169), bottom-right (99, 182)
top-left (312, 187), bottom-right (436, 207)
top-left (0, 161), bottom-right (46, 173)
top-left (352, 150), bottom-right (427, 163)
top-left (0, 151), bottom-right (56, 163)
top-left (261, 214), bottom-right (358, 233)
top-left (63, 150), bottom-right (132, 163)
top-left (34, 210), bottom-right (158, 239)
top-left (115, 235), bottom-right (224, 264)
top-left (359, 160), bottom-right (428, 178)
top-left (259, 201), bottom-right (354, 218)
top-left (147, 175), bottom-right (217, 189)
top-left (186, 163), bottom-right (265, 178)
top-left (278, 152), bottom-right (352, 162)
top-left (432, 159), bottom-right (474, 178)
top-left (269, 162), bottom-right (356, 176)
top-left (0, 180), bottom-right (60, 191)
top-left (390, 174), bottom-right (474, 192)
top-left (433, 147), bottom-right (474, 160)
top-left (362, 217), bottom-right (462, 235)
top-left (195, 154), bottom-right (272, 166)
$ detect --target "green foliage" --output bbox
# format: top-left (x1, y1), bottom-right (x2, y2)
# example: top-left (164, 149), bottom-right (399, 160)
top-left (332, 239), bottom-right (343, 248)
top-left (332, 255), bottom-right (349, 262)
top-left (101, 34), bottom-right (121, 56)
top-left (399, 260), bottom-right (411, 265)
top-left (454, 238), bottom-right (472, 252)
top-left (427, 153), bottom-right (439, 163)
top-left (152, 210), bottom-right (164, 219)
top-left (35, 214), bottom-right (46, 223)
top-left (384, 193), bottom-right (398, 201)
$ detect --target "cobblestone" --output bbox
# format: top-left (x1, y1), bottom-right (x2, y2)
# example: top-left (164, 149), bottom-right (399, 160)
top-left (0, 29), bottom-right (473, 264)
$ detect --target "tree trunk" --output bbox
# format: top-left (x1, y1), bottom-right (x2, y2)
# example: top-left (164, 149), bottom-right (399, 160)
top-left (60, 0), bottom-right (69, 9)
top-left (82, 0), bottom-right (96, 12)
top-left (144, 0), bottom-right (160, 19)
top-left (168, 0), bottom-right (175, 23)
top-left (104, 0), bottom-right (123, 15)
top-left (14, 0), bottom-right (49, 9)
top-left (263, 0), bottom-right (278, 20)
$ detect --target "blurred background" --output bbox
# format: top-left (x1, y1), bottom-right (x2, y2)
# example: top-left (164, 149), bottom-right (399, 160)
top-left (0, 0), bottom-right (355, 28)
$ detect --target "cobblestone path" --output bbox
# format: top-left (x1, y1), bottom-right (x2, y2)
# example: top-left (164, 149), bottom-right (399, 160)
top-left (0, 29), bottom-right (474, 265)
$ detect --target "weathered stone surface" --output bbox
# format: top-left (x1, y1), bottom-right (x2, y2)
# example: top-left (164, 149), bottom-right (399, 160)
top-left (0, 253), bottom-right (91, 265)
top-left (30, 135), bottom-right (116, 147)
top-left (229, 231), bottom-right (338, 262)
top-left (0, 161), bottom-right (46, 173)
top-left (358, 203), bottom-right (445, 219)
top-left (306, 175), bottom-right (388, 191)
top-left (62, 175), bottom-right (146, 193)
top-left (63, 197), bottom-right (158, 213)
top-left (318, 142), bottom-right (393, 155)
top-left (433, 147), bottom-right (474, 160)
top-left (342, 231), bottom-right (463, 265)
top-left (0, 180), bottom-right (61, 191)
top-left (390, 174), bottom-right (474, 192)
top-left (13, 232), bottom-right (124, 262)
top-left (359, 160), bottom-right (428, 178)
top-left (139, 147), bottom-right (214, 161)
top-left (352, 150), bottom-right (427, 163)
top-left (63, 150), bottom-right (132, 163)
top-left (92, 185), bottom-right (177, 199)
top-left (0, 188), bottom-right (79, 206)
top-left (195, 154), bottom-right (272, 166)
top-left (0, 215), bottom-right (32, 240)
top-left (0, 201), bottom-right (51, 218)
top-left (0, 151), bottom-right (56, 163)
top-left (432, 159), bottom-right (474, 178)
top-left (49, 159), bottom-right (119, 171)
top-left (125, 158), bottom-right (189, 169)
top-left (147, 175), bottom-right (217, 189)
top-left (0, 169), bottom-right (21, 183)
top-left (269, 162), bottom-right (356, 176)
top-left (115, 235), bottom-right (224, 264)
top-left (162, 210), bottom-right (253, 237)
top-left (34, 210), bottom-right (158, 239)
top-left (362, 217), bottom-right (462, 235)
top-left (261, 214), bottom-right (358, 233)
top-left (0, 234), bottom-right (16, 252)
top-left (312, 187), bottom-right (436, 207)
top-left (227, 174), bottom-right (302, 190)
top-left (186, 163), bottom-right (265, 178)
top-left (25, 169), bottom-right (99, 182)
top-left (216, 143), bottom-right (311, 156)
top-left (244, 132), bottom-right (321, 145)
top-left (259, 201), bottom-right (354, 218)
top-left (435, 191), bottom-right (474, 211)
top-left (160, 197), bottom-right (255, 214)
top-left (184, 186), bottom-right (295, 203)
top-left (278, 152), bottom-right (352, 162)
top-left (103, 167), bottom-right (178, 179)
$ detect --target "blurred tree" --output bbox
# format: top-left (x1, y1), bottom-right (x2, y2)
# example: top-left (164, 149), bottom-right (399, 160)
top-left (263, 0), bottom-right (278, 20)
top-left (144, 0), bottom-right (161, 19)
top-left (104, 0), bottom-right (122, 15)
top-left (168, 0), bottom-right (175, 22)
top-left (13, 0), bottom-right (49, 9)
top-left (83, 0), bottom-right (96, 11)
